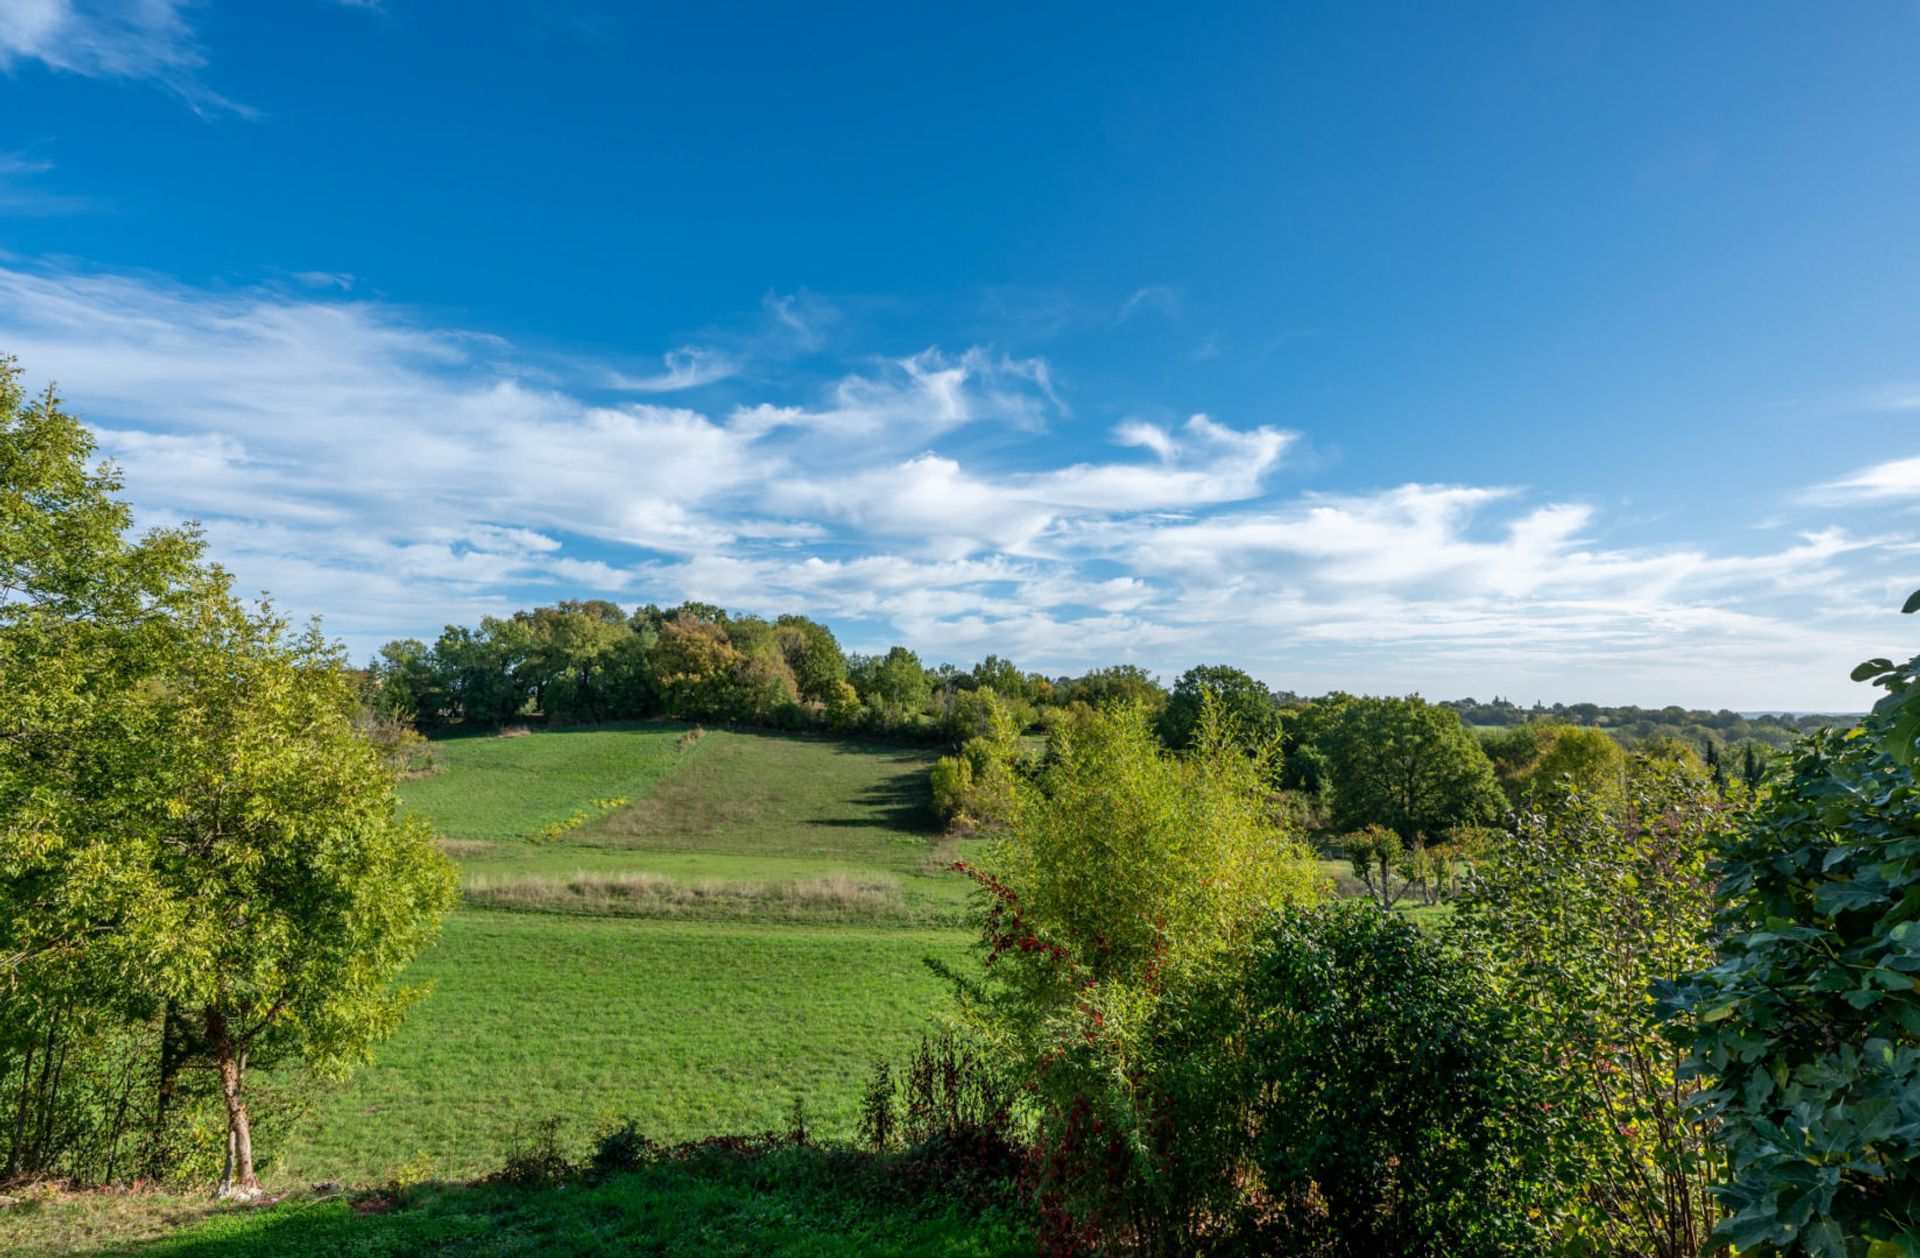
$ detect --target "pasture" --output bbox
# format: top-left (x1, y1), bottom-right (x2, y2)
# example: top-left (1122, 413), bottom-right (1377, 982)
top-left (282, 723), bottom-right (971, 1182)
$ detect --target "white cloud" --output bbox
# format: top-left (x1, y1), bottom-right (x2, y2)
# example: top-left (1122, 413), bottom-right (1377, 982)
top-left (0, 257), bottom-right (1907, 709)
top-left (0, 0), bottom-right (240, 113)
top-left (1814, 455), bottom-right (1920, 501)
top-left (608, 346), bottom-right (737, 392)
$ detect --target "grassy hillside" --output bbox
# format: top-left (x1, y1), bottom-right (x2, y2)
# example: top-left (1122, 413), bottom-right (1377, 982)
top-left (258, 722), bottom-right (972, 1185)
top-left (400, 721), bottom-right (695, 844)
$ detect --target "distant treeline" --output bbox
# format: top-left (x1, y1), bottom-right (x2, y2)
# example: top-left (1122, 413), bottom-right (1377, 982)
top-left (364, 599), bottom-right (1836, 760)
top-left (1438, 696), bottom-right (1841, 750)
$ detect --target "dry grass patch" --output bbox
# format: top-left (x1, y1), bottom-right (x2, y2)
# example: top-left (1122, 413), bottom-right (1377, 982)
top-left (436, 839), bottom-right (494, 859)
top-left (0, 1181), bottom-right (238, 1257)
top-left (462, 870), bottom-right (921, 923)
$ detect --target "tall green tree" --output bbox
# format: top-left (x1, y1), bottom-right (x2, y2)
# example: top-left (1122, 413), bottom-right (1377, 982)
top-left (1055, 664), bottom-right (1167, 714)
top-left (1318, 695), bottom-right (1505, 842)
top-left (774, 614), bottom-right (847, 702)
top-left (1527, 723), bottom-right (1629, 807)
top-left (141, 598), bottom-right (457, 1196)
top-left (2, 363), bottom-right (210, 1178)
top-left (1157, 663), bottom-right (1280, 753)
top-left (850, 646), bottom-right (931, 726)
top-left (0, 358), bottom-right (455, 1195)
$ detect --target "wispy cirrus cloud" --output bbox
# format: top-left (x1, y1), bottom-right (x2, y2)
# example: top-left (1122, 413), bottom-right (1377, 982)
top-left (1117, 285), bottom-right (1179, 323)
top-left (0, 0), bottom-right (242, 114)
top-left (1811, 455), bottom-right (1920, 502)
top-left (0, 256), bottom-right (1906, 708)
top-left (608, 346), bottom-right (738, 393)
top-left (0, 150), bottom-right (98, 214)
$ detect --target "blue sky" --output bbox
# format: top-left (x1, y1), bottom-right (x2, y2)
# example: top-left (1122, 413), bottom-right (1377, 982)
top-left (0, 1), bottom-right (1915, 709)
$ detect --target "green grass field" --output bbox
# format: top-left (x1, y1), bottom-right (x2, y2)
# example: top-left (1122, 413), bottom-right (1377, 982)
top-left (0, 1151), bottom-right (1031, 1258)
top-left (262, 723), bottom-right (974, 1185)
top-left (278, 912), bottom-right (969, 1181)
top-left (401, 722), bottom-right (697, 843)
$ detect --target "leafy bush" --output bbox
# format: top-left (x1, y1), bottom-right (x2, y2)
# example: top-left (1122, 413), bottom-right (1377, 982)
top-left (953, 697), bottom-right (1319, 1253)
top-left (1245, 901), bottom-right (1553, 1256)
top-left (589, 1120), bottom-right (656, 1174)
top-left (1669, 608), bottom-right (1920, 1256)
top-left (1451, 755), bottom-right (1730, 1255)
top-left (494, 1117), bottom-right (578, 1185)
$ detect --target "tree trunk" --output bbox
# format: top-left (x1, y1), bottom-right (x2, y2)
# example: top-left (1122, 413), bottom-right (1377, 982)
top-left (205, 1009), bottom-right (259, 1199)
top-left (5, 1035), bottom-right (34, 1176)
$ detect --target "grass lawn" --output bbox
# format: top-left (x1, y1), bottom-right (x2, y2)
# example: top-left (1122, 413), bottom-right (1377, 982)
top-left (1, 722), bottom-right (992, 1254)
top-left (583, 730), bottom-right (942, 866)
top-left (277, 911), bottom-right (973, 1183)
top-left (402, 722), bottom-right (697, 843)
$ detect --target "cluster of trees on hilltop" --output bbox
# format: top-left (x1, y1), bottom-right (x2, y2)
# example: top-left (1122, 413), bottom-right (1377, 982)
top-left (366, 599), bottom-right (1088, 739)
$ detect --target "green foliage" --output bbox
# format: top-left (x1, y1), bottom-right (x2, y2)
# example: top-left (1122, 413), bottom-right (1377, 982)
top-left (1318, 694), bottom-right (1506, 842)
top-left (1339, 823), bottom-right (1408, 909)
top-left (1155, 662), bottom-right (1280, 753)
top-left (1481, 721), bottom-right (1629, 807)
top-left (775, 614), bottom-right (848, 702)
top-left (1670, 601), bottom-right (1920, 1256)
top-left (1527, 723), bottom-right (1629, 805)
top-left (851, 645), bottom-right (935, 728)
top-left (929, 755), bottom-right (975, 824)
top-left (1245, 901), bottom-right (1553, 1255)
top-left (1051, 664), bottom-right (1167, 715)
top-left (0, 356), bottom-right (455, 1194)
top-left (931, 693), bottom-right (1025, 829)
top-left (944, 686), bottom-right (1034, 743)
top-left (139, 599), bottom-right (458, 1193)
top-left (1452, 758), bottom-right (1730, 1255)
top-left (956, 698), bottom-right (1318, 1251)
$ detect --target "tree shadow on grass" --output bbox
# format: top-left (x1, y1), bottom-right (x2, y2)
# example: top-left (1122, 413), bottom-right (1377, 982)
top-left (116, 1150), bottom-right (1025, 1257)
top-left (810, 770), bottom-right (940, 835)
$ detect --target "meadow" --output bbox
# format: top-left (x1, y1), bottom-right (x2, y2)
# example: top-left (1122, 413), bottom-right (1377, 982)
top-left (281, 723), bottom-right (973, 1182)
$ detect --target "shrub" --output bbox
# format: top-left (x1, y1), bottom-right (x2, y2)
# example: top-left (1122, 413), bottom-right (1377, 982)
top-left (495, 1117), bottom-right (578, 1185)
top-left (1668, 621), bottom-right (1920, 1255)
top-left (930, 754), bottom-right (975, 824)
top-left (1451, 757), bottom-right (1730, 1255)
top-left (954, 696), bottom-right (1319, 1253)
top-left (1245, 901), bottom-right (1552, 1256)
top-left (589, 1119), bottom-right (656, 1174)
top-left (859, 1062), bottom-right (898, 1152)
